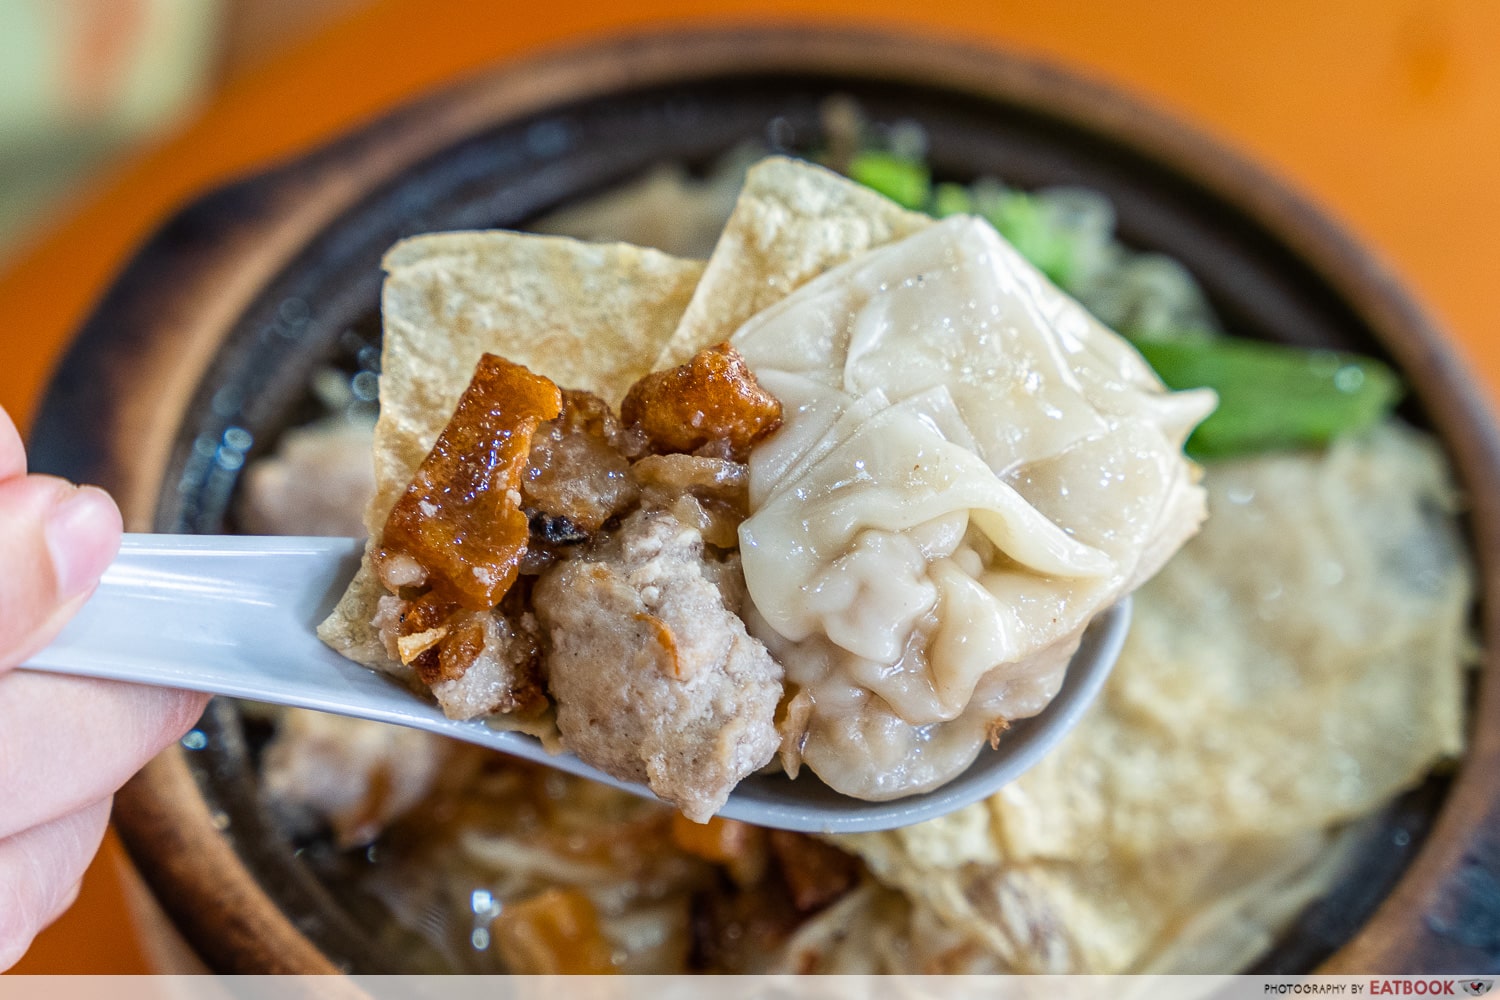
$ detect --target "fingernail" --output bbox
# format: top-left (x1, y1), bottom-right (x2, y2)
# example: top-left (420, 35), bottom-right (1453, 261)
top-left (45, 486), bottom-right (123, 601)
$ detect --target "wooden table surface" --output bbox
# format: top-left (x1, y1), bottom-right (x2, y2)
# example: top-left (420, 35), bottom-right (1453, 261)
top-left (6, 0), bottom-right (1498, 974)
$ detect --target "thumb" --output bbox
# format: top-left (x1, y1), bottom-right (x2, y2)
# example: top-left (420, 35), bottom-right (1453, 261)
top-left (0, 476), bottom-right (123, 671)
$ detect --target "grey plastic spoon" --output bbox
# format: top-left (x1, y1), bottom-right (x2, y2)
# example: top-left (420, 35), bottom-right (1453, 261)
top-left (19, 533), bottom-right (1128, 834)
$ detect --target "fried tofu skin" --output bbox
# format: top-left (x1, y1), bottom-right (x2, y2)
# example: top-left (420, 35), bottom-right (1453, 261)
top-left (621, 342), bottom-right (782, 462)
top-left (378, 353), bottom-right (562, 611)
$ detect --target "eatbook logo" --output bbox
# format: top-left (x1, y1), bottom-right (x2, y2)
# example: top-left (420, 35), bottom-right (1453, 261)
top-left (1462, 982), bottom-right (1494, 997)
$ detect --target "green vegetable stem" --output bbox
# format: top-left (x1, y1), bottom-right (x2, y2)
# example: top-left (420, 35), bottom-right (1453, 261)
top-left (1129, 336), bottom-right (1403, 459)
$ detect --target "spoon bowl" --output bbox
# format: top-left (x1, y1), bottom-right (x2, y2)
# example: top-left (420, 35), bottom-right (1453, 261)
top-left (22, 532), bottom-right (1128, 834)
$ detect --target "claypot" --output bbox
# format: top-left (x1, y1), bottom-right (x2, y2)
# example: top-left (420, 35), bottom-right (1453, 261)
top-left (29, 27), bottom-right (1500, 973)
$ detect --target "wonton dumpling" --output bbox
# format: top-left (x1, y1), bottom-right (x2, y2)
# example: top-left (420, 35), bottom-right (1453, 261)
top-left (734, 215), bottom-right (1215, 799)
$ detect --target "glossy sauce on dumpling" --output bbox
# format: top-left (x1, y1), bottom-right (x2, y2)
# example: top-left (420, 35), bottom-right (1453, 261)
top-left (734, 216), bottom-right (1215, 800)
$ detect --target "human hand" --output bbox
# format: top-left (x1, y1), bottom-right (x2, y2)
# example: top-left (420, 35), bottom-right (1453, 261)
top-left (0, 405), bottom-right (210, 970)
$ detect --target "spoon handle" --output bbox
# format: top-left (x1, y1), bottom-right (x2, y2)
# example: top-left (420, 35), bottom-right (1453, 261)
top-left (20, 534), bottom-right (364, 698)
top-left (17, 533), bottom-right (1132, 834)
top-left (17, 532), bottom-right (615, 781)
top-left (15, 532), bottom-right (679, 817)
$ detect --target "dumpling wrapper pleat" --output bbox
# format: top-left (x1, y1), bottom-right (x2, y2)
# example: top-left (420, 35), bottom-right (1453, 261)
top-left (687, 162), bottom-right (1213, 799)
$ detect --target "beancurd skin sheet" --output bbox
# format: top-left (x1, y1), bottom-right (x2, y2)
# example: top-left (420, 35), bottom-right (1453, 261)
top-left (988, 424), bottom-right (1470, 861)
top-left (654, 155), bottom-right (931, 367)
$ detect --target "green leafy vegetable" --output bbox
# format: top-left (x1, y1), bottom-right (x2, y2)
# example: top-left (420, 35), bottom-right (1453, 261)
top-left (847, 152), bottom-right (931, 211)
top-left (981, 190), bottom-right (1081, 288)
top-left (931, 182), bottom-right (974, 218)
top-left (1129, 336), bottom-right (1403, 459)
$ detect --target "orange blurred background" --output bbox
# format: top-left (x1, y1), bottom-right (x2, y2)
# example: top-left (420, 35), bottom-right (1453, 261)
top-left (4, 0), bottom-right (1498, 974)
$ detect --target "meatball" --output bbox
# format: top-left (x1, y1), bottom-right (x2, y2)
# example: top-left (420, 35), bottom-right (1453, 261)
top-left (535, 506), bottom-right (782, 821)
